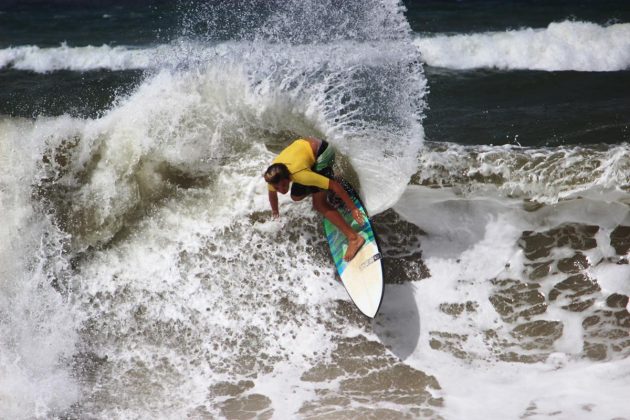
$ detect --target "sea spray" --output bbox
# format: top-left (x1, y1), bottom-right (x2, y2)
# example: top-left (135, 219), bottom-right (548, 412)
top-left (173, 0), bottom-right (427, 212)
top-left (0, 118), bottom-right (80, 418)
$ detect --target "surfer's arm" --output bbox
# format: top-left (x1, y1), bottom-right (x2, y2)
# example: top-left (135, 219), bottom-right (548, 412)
top-left (268, 190), bottom-right (280, 218)
top-left (329, 180), bottom-right (365, 225)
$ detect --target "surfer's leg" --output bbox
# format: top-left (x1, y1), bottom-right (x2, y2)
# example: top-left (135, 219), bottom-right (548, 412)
top-left (290, 194), bottom-right (308, 201)
top-left (312, 191), bottom-right (364, 261)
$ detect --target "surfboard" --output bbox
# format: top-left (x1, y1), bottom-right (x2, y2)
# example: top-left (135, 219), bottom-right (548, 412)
top-left (323, 179), bottom-right (384, 318)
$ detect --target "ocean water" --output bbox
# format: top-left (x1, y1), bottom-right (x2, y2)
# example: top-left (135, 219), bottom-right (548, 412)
top-left (0, 1), bottom-right (629, 419)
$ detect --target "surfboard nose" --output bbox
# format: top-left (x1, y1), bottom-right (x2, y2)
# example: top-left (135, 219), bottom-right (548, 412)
top-left (340, 244), bottom-right (384, 318)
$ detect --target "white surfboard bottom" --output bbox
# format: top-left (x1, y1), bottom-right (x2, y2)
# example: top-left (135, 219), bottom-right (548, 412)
top-left (340, 240), bottom-right (383, 318)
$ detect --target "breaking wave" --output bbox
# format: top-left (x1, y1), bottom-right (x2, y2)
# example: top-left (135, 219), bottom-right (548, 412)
top-left (415, 21), bottom-right (630, 71)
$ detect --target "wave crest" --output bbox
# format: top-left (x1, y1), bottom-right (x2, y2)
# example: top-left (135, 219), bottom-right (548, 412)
top-left (0, 43), bottom-right (153, 73)
top-left (415, 21), bottom-right (630, 71)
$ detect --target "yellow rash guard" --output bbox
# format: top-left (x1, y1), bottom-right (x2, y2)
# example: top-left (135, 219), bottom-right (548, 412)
top-left (267, 139), bottom-right (330, 192)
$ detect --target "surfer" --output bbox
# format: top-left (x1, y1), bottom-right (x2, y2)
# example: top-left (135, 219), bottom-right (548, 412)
top-left (264, 137), bottom-right (366, 261)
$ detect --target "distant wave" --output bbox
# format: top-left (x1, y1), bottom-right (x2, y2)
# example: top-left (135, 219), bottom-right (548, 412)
top-left (0, 43), bottom-right (154, 72)
top-left (3, 21), bottom-right (630, 74)
top-left (414, 21), bottom-right (630, 71)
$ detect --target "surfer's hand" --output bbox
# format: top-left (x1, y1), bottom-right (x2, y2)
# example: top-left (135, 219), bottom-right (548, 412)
top-left (272, 210), bottom-right (280, 219)
top-left (351, 208), bottom-right (365, 225)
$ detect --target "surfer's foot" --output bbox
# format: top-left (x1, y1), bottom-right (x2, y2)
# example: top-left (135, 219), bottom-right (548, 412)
top-left (344, 235), bottom-right (365, 261)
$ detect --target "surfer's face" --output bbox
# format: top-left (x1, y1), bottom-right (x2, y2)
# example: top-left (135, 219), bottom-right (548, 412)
top-left (272, 179), bottom-right (290, 194)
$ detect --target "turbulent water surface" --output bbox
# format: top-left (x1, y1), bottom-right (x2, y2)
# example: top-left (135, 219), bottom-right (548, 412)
top-left (1, 1), bottom-right (629, 419)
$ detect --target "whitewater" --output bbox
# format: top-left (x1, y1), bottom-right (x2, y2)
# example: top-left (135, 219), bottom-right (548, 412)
top-left (1, 1), bottom-right (629, 419)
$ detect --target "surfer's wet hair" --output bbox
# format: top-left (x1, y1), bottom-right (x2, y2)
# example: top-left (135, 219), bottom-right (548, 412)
top-left (264, 163), bottom-right (291, 184)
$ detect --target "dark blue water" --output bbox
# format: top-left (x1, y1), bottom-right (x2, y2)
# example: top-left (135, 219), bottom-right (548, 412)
top-left (405, 0), bottom-right (630, 34)
top-left (0, 0), bottom-right (176, 47)
top-left (1, 0), bottom-right (628, 146)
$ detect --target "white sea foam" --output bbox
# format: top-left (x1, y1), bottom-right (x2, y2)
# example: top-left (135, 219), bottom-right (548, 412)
top-left (393, 184), bottom-right (630, 419)
top-left (414, 20), bottom-right (630, 71)
top-left (416, 142), bottom-right (630, 204)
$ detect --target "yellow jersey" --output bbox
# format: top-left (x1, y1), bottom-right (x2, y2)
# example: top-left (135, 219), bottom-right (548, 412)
top-left (267, 139), bottom-right (330, 192)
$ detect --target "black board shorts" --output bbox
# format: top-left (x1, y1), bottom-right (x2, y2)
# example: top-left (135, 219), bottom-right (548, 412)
top-left (291, 140), bottom-right (334, 197)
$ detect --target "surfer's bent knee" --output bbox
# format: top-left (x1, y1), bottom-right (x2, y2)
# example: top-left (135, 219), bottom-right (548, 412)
top-left (312, 196), bottom-right (332, 215)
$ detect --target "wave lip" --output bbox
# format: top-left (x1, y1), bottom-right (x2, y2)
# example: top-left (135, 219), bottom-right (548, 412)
top-left (0, 43), bottom-right (154, 73)
top-left (415, 21), bottom-right (630, 71)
